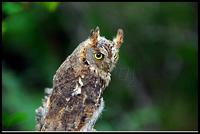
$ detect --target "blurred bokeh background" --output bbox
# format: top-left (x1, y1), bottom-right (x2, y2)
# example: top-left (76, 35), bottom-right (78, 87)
top-left (2, 2), bottom-right (198, 131)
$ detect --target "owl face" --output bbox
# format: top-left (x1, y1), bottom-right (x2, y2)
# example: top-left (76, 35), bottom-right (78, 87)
top-left (83, 27), bottom-right (123, 73)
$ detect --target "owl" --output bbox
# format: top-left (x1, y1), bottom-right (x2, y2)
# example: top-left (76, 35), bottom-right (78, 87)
top-left (35, 26), bottom-right (124, 131)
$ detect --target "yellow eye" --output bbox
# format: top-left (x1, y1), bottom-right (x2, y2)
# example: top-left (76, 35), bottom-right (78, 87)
top-left (94, 52), bottom-right (104, 60)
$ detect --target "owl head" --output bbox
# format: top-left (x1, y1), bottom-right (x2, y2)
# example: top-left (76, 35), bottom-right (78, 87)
top-left (79, 26), bottom-right (123, 73)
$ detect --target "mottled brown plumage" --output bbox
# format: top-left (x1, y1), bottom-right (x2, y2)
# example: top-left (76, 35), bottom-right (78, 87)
top-left (35, 26), bottom-right (124, 131)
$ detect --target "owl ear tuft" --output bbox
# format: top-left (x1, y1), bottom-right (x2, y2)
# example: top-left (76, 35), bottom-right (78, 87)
top-left (89, 26), bottom-right (100, 47)
top-left (95, 26), bottom-right (100, 35)
top-left (113, 29), bottom-right (123, 49)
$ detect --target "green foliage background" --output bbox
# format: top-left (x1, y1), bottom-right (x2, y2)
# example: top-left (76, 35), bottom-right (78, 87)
top-left (2, 2), bottom-right (198, 131)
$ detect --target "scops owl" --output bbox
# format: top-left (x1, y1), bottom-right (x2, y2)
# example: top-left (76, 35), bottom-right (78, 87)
top-left (35, 26), bottom-right (124, 131)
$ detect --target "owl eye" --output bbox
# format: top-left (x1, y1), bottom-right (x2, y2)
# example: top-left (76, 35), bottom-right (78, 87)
top-left (94, 52), bottom-right (104, 60)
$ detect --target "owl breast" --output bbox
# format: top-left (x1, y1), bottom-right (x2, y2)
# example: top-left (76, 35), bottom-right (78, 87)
top-left (40, 62), bottom-right (107, 131)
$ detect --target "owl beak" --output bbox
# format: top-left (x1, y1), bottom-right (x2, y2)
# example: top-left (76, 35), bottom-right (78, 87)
top-left (89, 26), bottom-right (100, 47)
top-left (113, 29), bottom-right (123, 49)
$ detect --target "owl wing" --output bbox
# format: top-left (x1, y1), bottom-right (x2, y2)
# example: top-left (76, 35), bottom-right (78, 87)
top-left (41, 61), bottom-right (105, 131)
